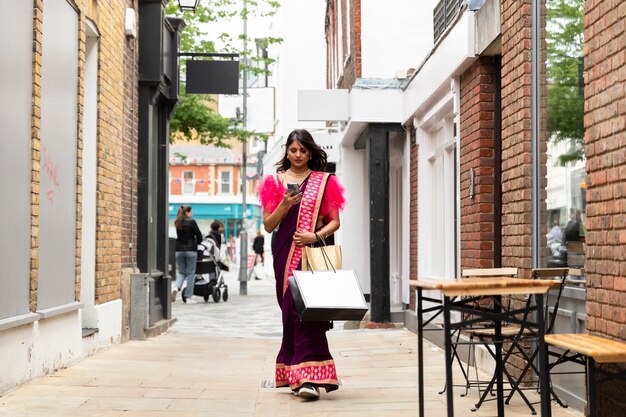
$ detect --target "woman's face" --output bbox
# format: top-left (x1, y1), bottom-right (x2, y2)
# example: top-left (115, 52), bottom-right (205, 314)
top-left (287, 139), bottom-right (310, 170)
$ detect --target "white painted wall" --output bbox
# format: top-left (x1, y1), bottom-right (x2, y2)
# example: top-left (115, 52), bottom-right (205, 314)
top-left (361, 0), bottom-right (437, 79)
top-left (337, 143), bottom-right (370, 294)
top-left (265, 0), bottom-right (328, 175)
top-left (81, 300), bottom-right (123, 356)
top-left (350, 89), bottom-right (403, 122)
top-left (258, 1), bottom-right (331, 279)
top-left (403, 10), bottom-right (475, 123)
top-left (0, 304), bottom-right (122, 392)
top-left (0, 314), bottom-right (82, 392)
top-left (218, 87), bottom-right (275, 134)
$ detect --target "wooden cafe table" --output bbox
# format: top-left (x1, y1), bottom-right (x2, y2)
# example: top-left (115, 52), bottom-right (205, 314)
top-left (409, 277), bottom-right (557, 417)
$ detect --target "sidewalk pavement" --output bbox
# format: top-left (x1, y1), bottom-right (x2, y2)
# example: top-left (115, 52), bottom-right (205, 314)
top-left (0, 268), bottom-right (584, 417)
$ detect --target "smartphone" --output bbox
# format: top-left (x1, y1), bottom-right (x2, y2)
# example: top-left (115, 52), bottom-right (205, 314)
top-left (287, 182), bottom-right (301, 195)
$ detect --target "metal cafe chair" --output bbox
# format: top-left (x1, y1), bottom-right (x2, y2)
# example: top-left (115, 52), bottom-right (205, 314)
top-left (504, 268), bottom-right (583, 410)
top-left (439, 267), bottom-right (519, 398)
top-left (468, 267), bottom-right (570, 414)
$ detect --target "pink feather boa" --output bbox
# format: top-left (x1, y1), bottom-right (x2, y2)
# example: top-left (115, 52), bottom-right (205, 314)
top-left (258, 175), bottom-right (285, 213)
top-left (319, 175), bottom-right (346, 221)
top-left (257, 174), bottom-right (346, 219)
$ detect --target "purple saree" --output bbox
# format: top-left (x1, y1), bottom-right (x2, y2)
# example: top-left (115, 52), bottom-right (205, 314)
top-left (260, 171), bottom-right (340, 393)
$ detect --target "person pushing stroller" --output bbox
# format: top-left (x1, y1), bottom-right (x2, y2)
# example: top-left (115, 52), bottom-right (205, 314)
top-left (200, 222), bottom-right (223, 285)
top-left (185, 222), bottom-right (229, 303)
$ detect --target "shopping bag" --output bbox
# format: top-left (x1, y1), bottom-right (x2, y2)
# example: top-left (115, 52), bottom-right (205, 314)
top-left (288, 269), bottom-right (368, 321)
top-left (302, 244), bottom-right (342, 271)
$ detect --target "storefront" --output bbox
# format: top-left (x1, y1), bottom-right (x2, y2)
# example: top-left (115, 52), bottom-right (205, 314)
top-left (167, 201), bottom-right (263, 239)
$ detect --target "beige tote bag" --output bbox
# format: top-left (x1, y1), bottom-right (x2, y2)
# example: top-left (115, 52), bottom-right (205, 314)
top-left (301, 244), bottom-right (342, 271)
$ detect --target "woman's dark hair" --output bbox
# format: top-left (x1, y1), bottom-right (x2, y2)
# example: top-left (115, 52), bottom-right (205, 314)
top-left (275, 129), bottom-right (327, 172)
top-left (174, 205), bottom-right (191, 230)
top-left (210, 221), bottom-right (221, 232)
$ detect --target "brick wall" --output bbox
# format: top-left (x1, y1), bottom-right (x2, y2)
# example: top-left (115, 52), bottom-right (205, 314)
top-left (459, 57), bottom-right (501, 269)
top-left (338, 0), bottom-right (360, 89)
top-left (170, 165), bottom-right (211, 195)
top-left (325, 0), bottom-right (334, 88)
top-left (121, 2), bottom-right (138, 269)
top-left (75, 10), bottom-right (85, 302)
top-left (325, 0), bottom-right (361, 90)
top-left (584, 0), bottom-right (626, 414)
top-left (90, 2), bottom-right (128, 304)
top-left (500, 0), bottom-right (533, 276)
top-left (409, 138), bottom-right (417, 309)
top-left (30, 0), bottom-right (43, 311)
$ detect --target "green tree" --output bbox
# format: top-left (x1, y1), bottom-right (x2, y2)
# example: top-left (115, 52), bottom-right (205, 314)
top-left (165, 0), bottom-right (282, 146)
top-left (546, 0), bottom-right (584, 165)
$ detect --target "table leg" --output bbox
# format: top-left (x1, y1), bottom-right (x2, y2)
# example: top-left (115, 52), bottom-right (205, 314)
top-left (443, 296), bottom-right (454, 417)
top-left (418, 288), bottom-right (425, 417)
top-left (586, 356), bottom-right (596, 417)
top-left (494, 295), bottom-right (505, 416)
top-left (536, 293), bottom-right (552, 417)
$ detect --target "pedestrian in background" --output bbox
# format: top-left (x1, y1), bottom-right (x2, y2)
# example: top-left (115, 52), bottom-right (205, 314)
top-left (258, 129), bottom-right (346, 400)
top-left (253, 230), bottom-right (265, 265)
top-left (172, 205), bottom-right (203, 304)
top-left (235, 231), bottom-right (241, 266)
top-left (227, 235), bottom-right (235, 262)
top-left (208, 221), bottom-right (222, 248)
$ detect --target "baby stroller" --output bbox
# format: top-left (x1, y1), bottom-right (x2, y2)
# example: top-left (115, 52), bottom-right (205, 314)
top-left (183, 236), bottom-right (229, 303)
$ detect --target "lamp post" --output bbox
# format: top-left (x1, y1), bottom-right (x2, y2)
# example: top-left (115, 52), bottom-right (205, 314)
top-left (238, 0), bottom-right (249, 295)
top-left (177, 0), bottom-right (200, 12)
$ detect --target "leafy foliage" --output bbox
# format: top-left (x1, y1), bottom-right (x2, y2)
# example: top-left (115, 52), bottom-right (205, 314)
top-left (169, 94), bottom-right (267, 147)
top-left (546, 0), bottom-right (584, 165)
top-left (165, 0), bottom-right (282, 146)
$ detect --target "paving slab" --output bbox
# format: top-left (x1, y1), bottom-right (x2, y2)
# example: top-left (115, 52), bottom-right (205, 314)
top-left (0, 268), bottom-right (584, 417)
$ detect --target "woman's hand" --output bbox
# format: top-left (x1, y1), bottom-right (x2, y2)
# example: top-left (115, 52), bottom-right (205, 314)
top-left (293, 231), bottom-right (318, 246)
top-left (263, 190), bottom-right (302, 233)
top-left (281, 190), bottom-right (302, 207)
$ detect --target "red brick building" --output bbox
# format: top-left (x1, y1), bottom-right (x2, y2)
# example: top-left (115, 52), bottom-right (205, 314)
top-left (168, 144), bottom-right (262, 239)
top-left (323, 0), bottom-right (625, 414)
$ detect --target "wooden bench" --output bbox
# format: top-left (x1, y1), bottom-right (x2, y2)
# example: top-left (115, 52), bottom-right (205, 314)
top-left (545, 333), bottom-right (626, 417)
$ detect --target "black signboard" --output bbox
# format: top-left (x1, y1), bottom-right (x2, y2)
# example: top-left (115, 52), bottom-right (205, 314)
top-left (185, 60), bottom-right (240, 94)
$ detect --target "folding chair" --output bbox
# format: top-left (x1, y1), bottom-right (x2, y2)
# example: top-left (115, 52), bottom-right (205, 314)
top-left (440, 267), bottom-right (518, 398)
top-left (504, 268), bottom-right (581, 410)
top-left (468, 267), bottom-right (569, 414)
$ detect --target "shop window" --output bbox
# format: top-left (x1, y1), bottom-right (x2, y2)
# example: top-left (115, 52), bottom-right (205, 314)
top-left (182, 171), bottom-right (194, 195)
top-left (536, 0), bottom-right (587, 405)
top-left (220, 171), bottom-right (231, 194)
top-left (540, 0), bottom-right (586, 275)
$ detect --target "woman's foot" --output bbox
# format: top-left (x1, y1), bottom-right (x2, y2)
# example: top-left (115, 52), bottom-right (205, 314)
top-left (298, 383), bottom-right (320, 400)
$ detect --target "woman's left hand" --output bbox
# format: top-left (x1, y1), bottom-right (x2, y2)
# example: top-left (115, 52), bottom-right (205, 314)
top-left (293, 231), bottom-right (317, 246)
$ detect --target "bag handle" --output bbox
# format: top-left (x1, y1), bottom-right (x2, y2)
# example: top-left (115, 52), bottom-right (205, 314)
top-left (304, 239), bottom-right (337, 274)
top-left (316, 234), bottom-right (337, 272)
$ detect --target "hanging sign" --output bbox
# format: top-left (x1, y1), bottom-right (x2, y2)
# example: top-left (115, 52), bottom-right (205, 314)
top-left (186, 60), bottom-right (240, 94)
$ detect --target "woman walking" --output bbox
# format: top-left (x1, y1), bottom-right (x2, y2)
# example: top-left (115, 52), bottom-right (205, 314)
top-left (258, 129), bottom-right (346, 400)
top-left (173, 205), bottom-right (203, 304)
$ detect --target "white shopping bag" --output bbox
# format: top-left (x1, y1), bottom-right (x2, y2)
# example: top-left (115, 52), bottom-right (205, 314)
top-left (288, 269), bottom-right (368, 321)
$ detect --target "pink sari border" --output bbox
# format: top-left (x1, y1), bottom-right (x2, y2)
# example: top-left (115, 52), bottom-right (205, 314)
top-left (275, 360), bottom-right (338, 390)
top-left (282, 171), bottom-right (330, 295)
